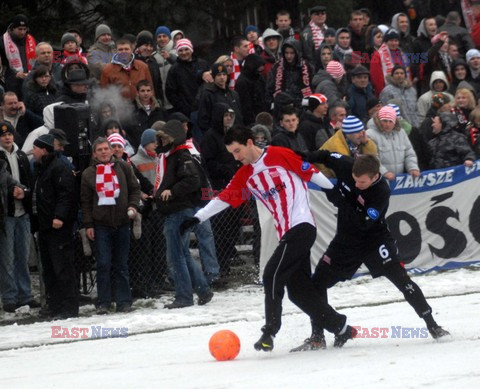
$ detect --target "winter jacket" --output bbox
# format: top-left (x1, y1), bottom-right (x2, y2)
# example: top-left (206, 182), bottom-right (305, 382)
top-left (33, 153), bottom-right (77, 232)
top-left (438, 21), bottom-right (474, 57)
top-left (266, 39), bottom-right (313, 108)
top-left (271, 125), bottom-right (308, 152)
top-left (0, 160), bottom-right (17, 231)
top-left (423, 40), bottom-right (453, 94)
top-left (297, 111), bottom-right (333, 151)
top-left (198, 83), bottom-right (243, 132)
top-left (127, 96), bottom-right (165, 149)
top-left (153, 40), bottom-right (177, 110)
top-left (449, 59), bottom-right (475, 95)
top-left (412, 19), bottom-right (435, 79)
top-left (0, 144), bottom-right (33, 217)
top-left (366, 115), bottom-right (419, 175)
top-left (347, 25), bottom-right (365, 53)
top-left (87, 40), bottom-right (116, 80)
top-left (23, 61), bottom-right (63, 97)
top-left (312, 70), bottom-right (348, 106)
top-left (428, 112), bottom-right (476, 169)
top-left (55, 85), bottom-right (88, 104)
top-left (235, 54), bottom-right (267, 126)
top-left (261, 29), bottom-right (283, 78)
top-left (81, 156), bottom-right (141, 229)
top-left (135, 52), bottom-right (163, 102)
top-left (391, 13), bottom-right (416, 54)
top-left (417, 71), bottom-right (454, 123)
top-left (0, 30), bottom-right (36, 100)
top-left (301, 22), bottom-right (328, 64)
top-left (347, 83), bottom-right (375, 123)
top-left (201, 103), bottom-right (242, 190)
top-left (155, 121), bottom-right (203, 215)
top-left (24, 78), bottom-right (57, 117)
top-left (100, 59), bottom-right (153, 100)
top-left (317, 129), bottom-right (378, 178)
top-left (380, 76), bottom-right (419, 127)
top-left (165, 56), bottom-right (209, 117)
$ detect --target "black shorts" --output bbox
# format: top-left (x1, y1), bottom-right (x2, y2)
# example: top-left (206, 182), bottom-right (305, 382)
top-left (322, 237), bottom-right (400, 280)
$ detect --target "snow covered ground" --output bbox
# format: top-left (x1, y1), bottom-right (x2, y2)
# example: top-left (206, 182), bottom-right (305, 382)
top-left (1, 266), bottom-right (479, 388)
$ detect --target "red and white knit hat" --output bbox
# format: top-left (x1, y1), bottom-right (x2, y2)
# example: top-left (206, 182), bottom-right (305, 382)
top-left (326, 61), bottom-right (345, 79)
top-left (176, 38), bottom-right (194, 53)
top-left (107, 133), bottom-right (126, 148)
top-left (378, 106), bottom-right (397, 122)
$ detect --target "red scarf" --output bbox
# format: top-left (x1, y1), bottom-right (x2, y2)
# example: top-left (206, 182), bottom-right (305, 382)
top-left (309, 21), bottom-right (325, 50)
top-left (96, 163), bottom-right (120, 205)
top-left (153, 144), bottom-right (191, 193)
top-left (3, 32), bottom-right (36, 72)
top-left (229, 52), bottom-right (242, 90)
top-left (62, 49), bottom-right (88, 65)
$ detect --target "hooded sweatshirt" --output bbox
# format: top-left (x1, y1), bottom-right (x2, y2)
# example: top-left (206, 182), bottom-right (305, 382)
top-left (391, 13), bottom-right (415, 54)
top-left (417, 70), bottom-right (454, 123)
top-left (261, 28), bottom-right (283, 78)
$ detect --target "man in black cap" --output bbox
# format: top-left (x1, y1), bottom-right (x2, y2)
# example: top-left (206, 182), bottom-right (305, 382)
top-left (0, 14), bottom-right (37, 100)
top-left (32, 133), bottom-right (79, 319)
top-left (301, 5), bottom-right (328, 65)
top-left (198, 63), bottom-right (243, 133)
top-left (49, 128), bottom-right (75, 171)
top-left (55, 68), bottom-right (90, 104)
top-left (348, 65), bottom-right (375, 122)
top-left (0, 120), bottom-right (37, 313)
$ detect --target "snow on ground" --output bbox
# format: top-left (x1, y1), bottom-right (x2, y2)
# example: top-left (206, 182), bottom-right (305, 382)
top-left (0, 267), bottom-right (479, 388)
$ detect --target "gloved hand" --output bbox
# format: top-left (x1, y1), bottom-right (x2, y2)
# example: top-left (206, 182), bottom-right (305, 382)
top-left (295, 149), bottom-right (330, 163)
top-left (325, 185), bottom-right (346, 207)
top-left (179, 217), bottom-right (200, 235)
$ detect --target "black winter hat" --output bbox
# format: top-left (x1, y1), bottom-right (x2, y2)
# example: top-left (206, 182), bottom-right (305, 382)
top-left (384, 29), bottom-right (400, 42)
top-left (136, 30), bottom-right (154, 48)
top-left (211, 63), bottom-right (228, 78)
top-left (11, 14), bottom-right (28, 29)
top-left (0, 121), bottom-right (15, 136)
top-left (34, 134), bottom-right (55, 153)
top-left (61, 33), bottom-right (77, 48)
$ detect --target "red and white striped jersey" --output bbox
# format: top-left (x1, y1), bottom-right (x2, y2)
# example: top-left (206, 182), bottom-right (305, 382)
top-left (218, 146), bottom-right (318, 239)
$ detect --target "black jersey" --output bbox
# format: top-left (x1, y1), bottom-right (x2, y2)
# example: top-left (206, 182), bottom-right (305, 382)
top-left (321, 153), bottom-right (392, 252)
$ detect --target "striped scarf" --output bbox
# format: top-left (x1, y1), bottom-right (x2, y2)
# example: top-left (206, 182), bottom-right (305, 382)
top-left (153, 144), bottom-right (191, 193)
top-left (309, 21), bottom-right (325, 50)
top-left (378, 43), bottom-right (411, 82)
top-left (3, 32), bottom-right (36, 72)
top-left (229, 53), bottom-right (242, 90)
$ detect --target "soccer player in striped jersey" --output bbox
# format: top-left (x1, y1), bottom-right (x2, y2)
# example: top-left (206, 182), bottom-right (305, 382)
top-left (180, 126), bottom-right (357, 351)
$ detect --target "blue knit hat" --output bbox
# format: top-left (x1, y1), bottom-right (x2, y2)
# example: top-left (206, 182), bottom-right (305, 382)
top-left (387, 104), bottom-right (402, 118)
top-left (245, 25), bottom-right (259, 35)
top-left (141, 128), bottom-right (157, 147)
top-left (155, 26), bottom-right (171, 37)
top-left (342, 116), bottom-right (364, 134)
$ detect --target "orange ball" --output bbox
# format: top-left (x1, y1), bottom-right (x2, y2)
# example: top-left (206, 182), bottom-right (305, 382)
top-left (209, 330), bottom-right (241, 361)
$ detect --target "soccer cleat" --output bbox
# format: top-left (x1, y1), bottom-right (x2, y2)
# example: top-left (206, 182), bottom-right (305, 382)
top-left (333, 325), bottom-right (358, 348)
top-left (428, 325), bottom-right (450, 339)
top-left (254, 332), bottom-right (275, 352)
top-left (290, 333), bottom-right (327, 352)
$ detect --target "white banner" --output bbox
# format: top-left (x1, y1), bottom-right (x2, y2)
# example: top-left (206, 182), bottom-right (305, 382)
top-left (258, 162), bottom-right (480, 275)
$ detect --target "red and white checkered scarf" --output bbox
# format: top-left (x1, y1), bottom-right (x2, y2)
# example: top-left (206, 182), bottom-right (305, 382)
top-left (309, 21), bottom-right (325, 50)
top-left (96, 163), bottom-right (120, 205)
top-left (229, 52), bottom-right (242, 90)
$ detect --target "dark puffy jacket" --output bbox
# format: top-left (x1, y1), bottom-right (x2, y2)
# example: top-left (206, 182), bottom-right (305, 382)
top-left (0, 160), bottom-right (17, 231)
top-left (235, 54), bottom-right (267, 126)
top-left (266, 39), bottom-right (313, 108)
top-left (165, 56), bottom-right (209, 117)
top-left (198, 82), bottom-right (243, 132)
top-left (297, 111), bottom-right (333, 151)
top-left (55, 85), bottom-right (87, 104)
top-left (312, 69), bottom-right (348, 106)
top-left (428, 113), bottom-right (476, 169)
top-left (135, 53), bottom-right (164, 102)
top-left (34, 153), bottom-right (78, 231)
top-left (271, 125), bottom-right (308, 152)
top-left (24, 78), bottom-right (57, 116)
top-left (201, 103), bottom-right (242, 190)
top-left (0, 147), bottom-right (33, 216)
top-left (127, 97), bottom-right (166, 149)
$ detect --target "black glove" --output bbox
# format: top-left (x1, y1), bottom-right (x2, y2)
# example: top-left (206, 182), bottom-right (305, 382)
top-left (179, 217), bottom-right (200, 235)
top-left (325, 186), bottom-right (346, 207)
top-left (295, 149), bottom-right (330, 164)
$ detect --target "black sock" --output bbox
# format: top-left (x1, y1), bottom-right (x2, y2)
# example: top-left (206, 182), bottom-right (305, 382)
top-left (424, 313), bottom-right (437, 329)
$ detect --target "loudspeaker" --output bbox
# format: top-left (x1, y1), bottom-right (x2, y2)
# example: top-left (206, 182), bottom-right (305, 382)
top-left (54, 103), bottom-right (92, 157)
